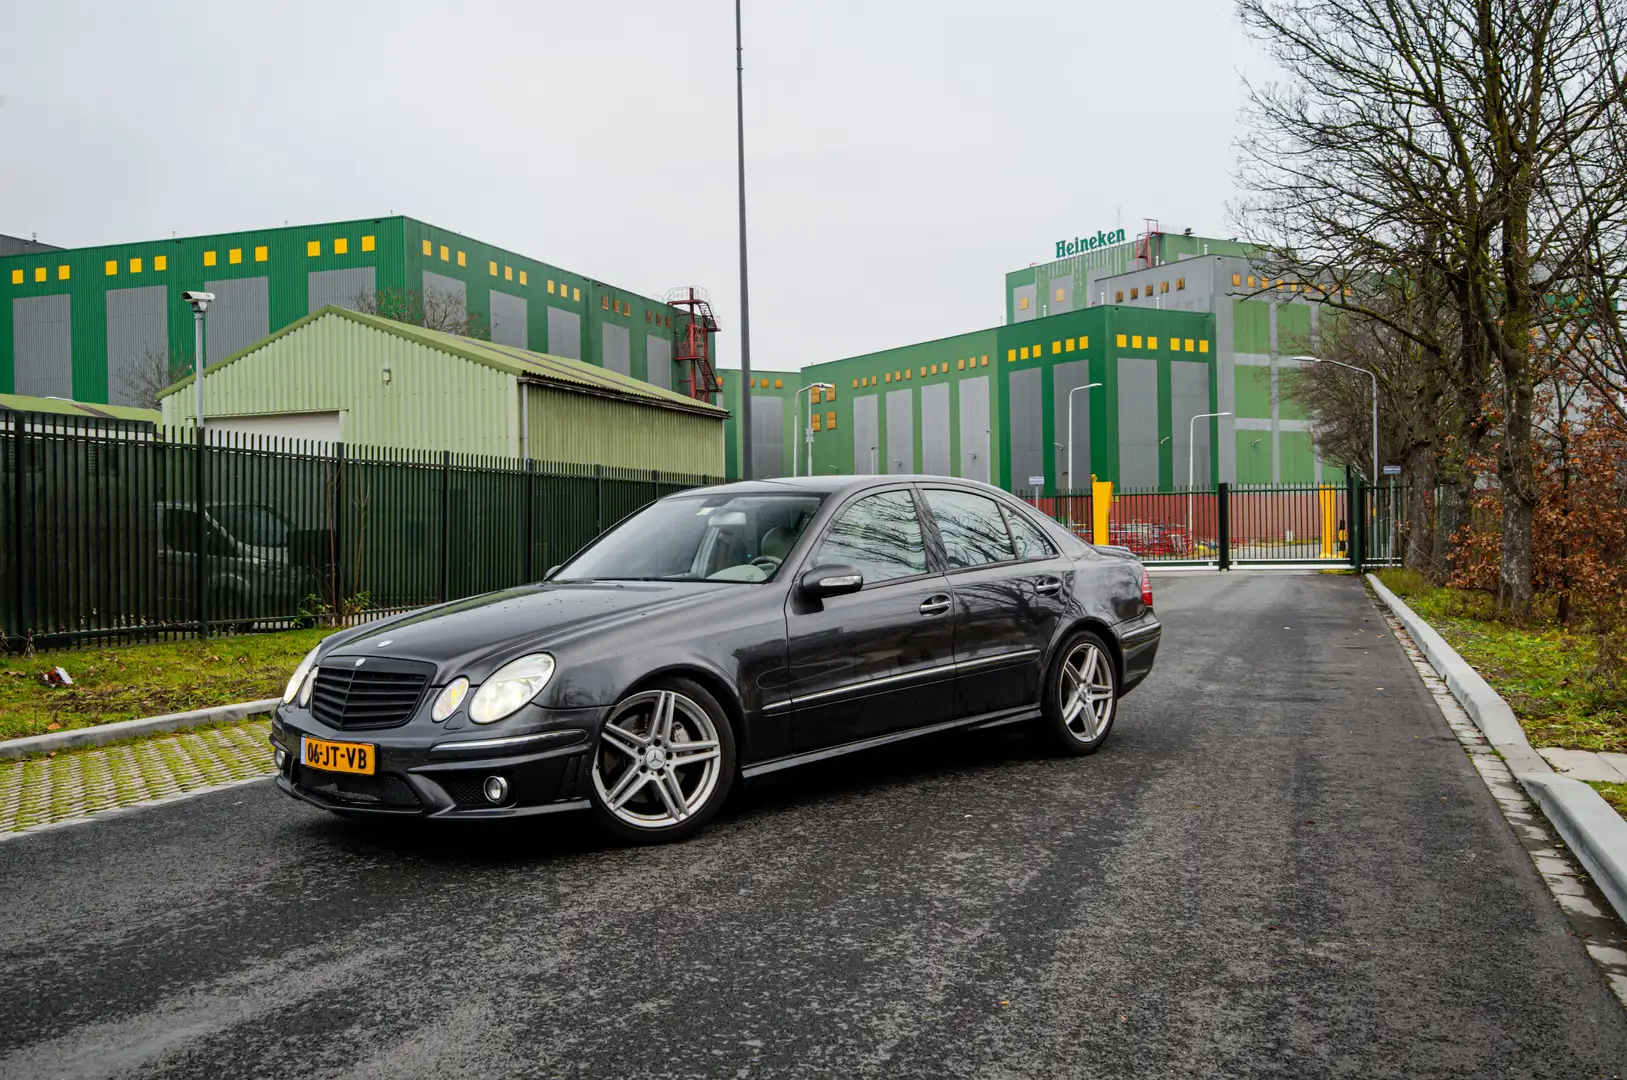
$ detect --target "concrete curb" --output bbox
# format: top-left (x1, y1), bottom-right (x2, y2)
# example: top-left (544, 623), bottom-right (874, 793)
top-left (1367, 573), bottom-right (1627, 927)
top-left (0, 698), bottom-right (279, 761)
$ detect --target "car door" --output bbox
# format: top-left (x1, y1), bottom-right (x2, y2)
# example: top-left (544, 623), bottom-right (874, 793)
top-left (786, 487), bottom-right (956, 752)
top-left (920, 488), bottom-right (1071, 720)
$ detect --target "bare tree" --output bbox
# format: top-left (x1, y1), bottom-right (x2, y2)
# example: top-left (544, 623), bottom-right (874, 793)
top-left (347, 286), bottom-right (490, 340)
top-left (117, 344), bottom-right (192, 410)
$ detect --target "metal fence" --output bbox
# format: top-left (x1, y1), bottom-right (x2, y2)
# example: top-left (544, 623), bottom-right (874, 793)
top-left (1, 413), bottom-right (725, 648)
top-left (1031, 480), bottom-right (1405, 570)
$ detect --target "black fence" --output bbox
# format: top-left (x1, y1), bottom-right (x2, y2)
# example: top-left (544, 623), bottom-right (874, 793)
top-left (1030, 479), bottom-right (1406, 570)
top-left (1, 414), bottom-right (726, 648)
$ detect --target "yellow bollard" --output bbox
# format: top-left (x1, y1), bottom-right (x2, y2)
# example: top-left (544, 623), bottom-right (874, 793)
top-left (1092, 479), bottom-right (1114, 545)
top-left (1318, 486), bottom-right (1336, 558)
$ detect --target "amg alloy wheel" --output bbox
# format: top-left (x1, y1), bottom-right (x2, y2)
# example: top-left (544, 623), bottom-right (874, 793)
top-left (589, 679), bottom-right (735, 842)
top-left (1040, 631), bottom-right (1118, 754)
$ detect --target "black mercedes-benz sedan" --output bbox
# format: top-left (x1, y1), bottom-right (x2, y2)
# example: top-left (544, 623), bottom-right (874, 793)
top-left (271, 475), bottom-right (1160, 842)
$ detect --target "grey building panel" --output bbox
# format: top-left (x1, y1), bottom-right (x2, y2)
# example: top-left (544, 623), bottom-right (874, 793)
top-left (750, 394), bottom-right (785, 479)
top-left (601, 324), bottom-right (631, 376)
top-left (422, 271), bottom-right (467, 327)
top-left (547, 308), bottom-right (581, 359)
top-left (1048, 276), bottom-right (1074, 315)
top-left (489, 290), bottom-right (528, 349)
top-left (958, 376), bottom-right (990, 483)
top-left (1052, 359), bottom-right (1091, 492)
top-left (645, 335), bottom-right (671, 390)
top-left (307, 267), bottom-right (376, 313)
top-left (0, 234), bottom-right (60, 256)
top-left (920, 382), bottom-right (951, 476)
top-left (1170, 360), bottom-right (1213, 489)
top-left (852, 394), bottom-right (880, 475)
top-left (203, 276), bottom-right (270, 366)
top-left (11, 294), bottom-right (72, 398)
top-left (105, 286), bottom-right (169, 407)
top-left (1117, 357), bottom-right (1160, 491)
top-left (1009, 366), bottom-right (1044, 492)
top-left (1012, 283), bottom-right (1037, 322)
top-left (885, 389), bottom-right (914, 473)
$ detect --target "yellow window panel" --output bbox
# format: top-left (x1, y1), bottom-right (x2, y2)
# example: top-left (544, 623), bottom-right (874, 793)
top-left (573, 288), bottom-right (580, 301)
top-left (957, 358), bottom-right (965, 370)
top-left (505, 266), bottom-right (513, 281)
top-left (981, 355), bottom-right (988, 366)
top-left (602, 296), bottom-right (611, 310)
top-left (1198, 340), bottom-right (1209, 353)
top-left (885, 373), bottom-right (892, 383)
top-left (852, 378), bottom-right (859, 389)
top-left (827, 386), bottom-right (836, 401)
top-left (34, 266), bottom-right (47, 281)
top-left (1055, 287), bottom-right (1064, 303)
top-left (811, 413), bottom-right (821, 431)
top-left (1161, 282), bottom-right (1169, 293)
top-left (1064, 339), bottom-right (1074, 352)
top-left (1149, 337), bottom-right (1158, 349)
top-left (229, 248), bottom-right (242, 264)
top-left (440, 245), bottom-right (449, 262)
top-left (1019, 296), bottom-right (1030, 310)
top-left (105, 260), bottom-right (119, 275)
top-left (456, 250), bottom-right (465, 267)
top-left (547, 279), bottom-right (555, 293)
top-left (1171, 338), bottom-right (1182, 352)
top-left (1247, 276), bottom-right (1256, 287)
top-left (826, 411), bottom-right (836, 428)
top-left (129, 258), bottom-right (142, 274)
top-left (1276, 279), bottom-right (1284, 289)
top-left (1289, 282), bottom-right (1299, 291)
top-left (894, 370), bottom-right (902, 380)
top-left (307, 240), bottom-right (321, 257)
top-left (1131, 336), bottom-right (1142, 349)
top-left (150, 257), bottom-right (163, 273)
top-left (10, 269), bottom-right (22, 284)
top-left (1079, 336), bottom-right (1088, 349)
top-left (1185, 338), bottom-right (1195, 352)
top-left (1007, 349), bottom-right (1017, 362)
top-left (1177, 277), bottom-right (1185, 290)
top-left (763, 379), bottom-right (772, 390)
top-left (1052, 341), bottom-right (1061, 354)
top-left (1233, 273), bottom-right (1242, 286)
top-left (491, 261), bottom-right (499, 276)
top-left (1115, 291), bottom-right (1123, 303)
top-left (362, 235), bottom-right (375, 252)
top-left (1130, 288), bottom-right (1138, 300)
top-left (254, 246), bottom-right (267, 262)
top-left (929, 364), bottom-right (937, 375)
top-left (1116, 334), bottom-right (1127, 347)
top-left (1344, 286), bottom-right (1353, 297)
top-left (336, 238), bottom-right (350, 255)
top-left (905, 369), bottom-right (912, 379)
top-left (1019, 346), bottom-right (1029, 360)
top-left (774, 379), bottom-right (783, 389)
top-left (519, 271), bottom-right (527, 285)
top-left (919, 366), bottom-right (926, 377)
top-left (422, 240), bottom-right (432, 256)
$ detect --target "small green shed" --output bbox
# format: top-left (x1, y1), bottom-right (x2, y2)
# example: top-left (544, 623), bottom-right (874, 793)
top-left (158, 307), bottom-right (727, 475)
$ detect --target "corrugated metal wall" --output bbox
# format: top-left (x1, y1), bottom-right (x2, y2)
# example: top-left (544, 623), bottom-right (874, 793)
top-left (920, 381), bottom-right (950, 476)
top-left (105, 286), bottom-right (168, 407)
top-left (750, 395), bottom-right (785, 479)
top-left (11, 295), bottom-right (72, 398)
top-left (958, 375), bottom-right (990, 483)
top-left (885, 388), bottom-right (914, 473)
top-left (203, 277), bottom-right (270, 365)
top-left (1170, 360), bottom-right (1213, 489)
top-left (646, 335), bottom-right (671, 391)
top-left (548, 308), bottom-right (581, 359)
top-left (1052, 359), bottom-right (1090, 491)
top-left (601, 324), bottom-right (631, 376)
top-left (1116, 357), bottom-right (1160, 491)
top-left (527, 385), bottom-right (723, 475)
top-left (489, 290), bottom-right (527, 348)
top-left (308, 267), bottom-right (376, 313)
top-left (852, 393), bottom-right (879, 474)
top-left (1008, 367), bottom-right (1043, 491)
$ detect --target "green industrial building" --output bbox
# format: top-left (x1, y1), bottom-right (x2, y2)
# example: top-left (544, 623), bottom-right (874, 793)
top-left (2, 215), bottom-right (701, 407)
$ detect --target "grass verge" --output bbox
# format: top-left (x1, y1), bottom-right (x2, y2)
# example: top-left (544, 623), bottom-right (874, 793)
top-left (1587, 781), bottom-right (1627, 820)
top-left (1376, 569), bottom-right (1626, 755)
top-left (0, 630), bottom-right (336, 742)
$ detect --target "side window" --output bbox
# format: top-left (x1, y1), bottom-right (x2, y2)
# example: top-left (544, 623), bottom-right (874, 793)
top-left (812, 491), bottom-right (927, 584)
top-left (924, 490), bottom-right (1016, 569)
top-left (1004, 507), bottom-right (1058, 560)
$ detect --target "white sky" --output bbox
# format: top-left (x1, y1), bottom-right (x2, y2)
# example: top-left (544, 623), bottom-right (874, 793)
top-left (0, 0), bottom-right (1268, 373)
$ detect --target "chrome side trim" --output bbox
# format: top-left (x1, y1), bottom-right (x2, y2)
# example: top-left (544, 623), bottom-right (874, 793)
top-left (429, 729), bottom-right (586, 755)
top-left (786, 661), bottom-right (959, 707)
top-left (742, 706), bottom-right (1041, 778)
top-left (955, 647), bottom-right (1042, 673)
top-left (761, 698), bottom-right (795, 715)
top-left (1119, 622), bottom-right (1162, 645)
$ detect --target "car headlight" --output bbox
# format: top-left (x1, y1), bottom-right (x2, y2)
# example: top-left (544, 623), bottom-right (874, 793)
top-left (283, 646), bottom-right (320, 704)
top-left (431, 677), bottom-right (471, 722)
top-left (469, 654), bottom-right (556, 724)
top-left (298, 667), bottom-right (317, 707)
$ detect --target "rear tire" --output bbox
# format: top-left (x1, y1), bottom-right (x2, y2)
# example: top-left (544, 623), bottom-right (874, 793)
top-left (1038, 630), bottom-right (1118, 755)
top-left (587, 677), bottom-right (737, 844)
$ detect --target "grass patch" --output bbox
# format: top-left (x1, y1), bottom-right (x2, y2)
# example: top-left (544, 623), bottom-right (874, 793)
top-left (1376, 569), bottom-right (1627, 753)
top-left (0, 630), bottom-right (336, 742)
top-left (1588, 781), bottom-right (1627, 820)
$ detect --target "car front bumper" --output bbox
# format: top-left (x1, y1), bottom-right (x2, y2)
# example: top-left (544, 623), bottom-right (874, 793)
top-left (270, 705), bottom-right (605, 820)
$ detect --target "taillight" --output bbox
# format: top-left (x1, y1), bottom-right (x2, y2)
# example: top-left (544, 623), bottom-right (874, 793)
top-left (1140, 568), bottom-right (1153, 607)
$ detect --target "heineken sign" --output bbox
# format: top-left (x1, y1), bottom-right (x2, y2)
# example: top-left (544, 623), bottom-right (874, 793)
top-left (1056, 228), bottom-right (1128, 259)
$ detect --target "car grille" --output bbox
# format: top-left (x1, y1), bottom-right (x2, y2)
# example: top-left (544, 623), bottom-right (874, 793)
top-left (296, 767), bottom-right (421, 808)
top-left (310, 658), bottom-right (434, 730)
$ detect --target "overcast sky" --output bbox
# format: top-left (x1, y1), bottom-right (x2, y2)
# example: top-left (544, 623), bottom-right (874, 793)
top-left (0, 0), bottom-right (1268, 373)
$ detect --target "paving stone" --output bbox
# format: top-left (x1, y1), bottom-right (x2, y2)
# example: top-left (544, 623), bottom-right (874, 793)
top-left (1538, 747), bottom-right (1627, 783)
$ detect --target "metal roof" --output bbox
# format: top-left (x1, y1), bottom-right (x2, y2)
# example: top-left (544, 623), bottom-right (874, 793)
top-left (158, 306), bottom-right (728, 418)
top-left (0, 393), bottom-right (159, 424)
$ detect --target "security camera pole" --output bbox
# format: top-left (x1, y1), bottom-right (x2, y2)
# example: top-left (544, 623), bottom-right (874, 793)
top-left (181, 291), bottom-right (215, 429)
top-left (180, 290), bottom-right (215, 639)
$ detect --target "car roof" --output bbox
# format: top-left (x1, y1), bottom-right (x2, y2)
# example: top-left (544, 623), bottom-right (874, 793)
top-left (673, 475), bottom-right (1015, 500)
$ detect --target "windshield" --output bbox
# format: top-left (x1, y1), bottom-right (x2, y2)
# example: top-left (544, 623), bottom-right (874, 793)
top-left (209, 504), bottom-right (293, 547)
top-left (559, 493), bottom-right (825, 583)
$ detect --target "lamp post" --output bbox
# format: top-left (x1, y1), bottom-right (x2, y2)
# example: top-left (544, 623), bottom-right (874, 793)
top-left (794, 383), bottom-right (834, 476)
top-left (181, 291), bottom-right (215, 429)
top-left (734, 0), bottom-right (754, 479)
top-left (1065, 381), bottom-right (1102, 525)
top-left (1188, 411), bottom-right (1230, 538)
top-left (1291, 354), bottom-right (1377, 485)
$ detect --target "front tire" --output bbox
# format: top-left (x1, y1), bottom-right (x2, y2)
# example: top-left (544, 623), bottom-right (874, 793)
top-left (1039, 631), bottom-right (1118, 755)
top-left (588, 678), bottom-right (736, 843)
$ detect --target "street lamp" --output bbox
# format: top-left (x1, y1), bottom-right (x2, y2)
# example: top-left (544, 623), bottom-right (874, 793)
top-left (794, 383), bottom-right (834, 476)
top-left (181, 291), bottom-right (214, 430)
top-left (734, 0), bottom-right (754, 479)
top-left (1066, 381), bottom-right (1102, 526)
top-left (1290, 354), bottom-right (1377, 485)
top-left (1188, 411), bottom-right (1230, 538)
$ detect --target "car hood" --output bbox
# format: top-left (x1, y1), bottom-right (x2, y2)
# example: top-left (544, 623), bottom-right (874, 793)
top-left (319, 581), bottom-right (728, 680)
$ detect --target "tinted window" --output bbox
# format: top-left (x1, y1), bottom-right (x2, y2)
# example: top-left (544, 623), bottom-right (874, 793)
top-left (924, 490), bottom-right (1016, 569)
top-left (813, 491), bottom-right (927, 584)
top-left (1004, 507), bottom-right (1057, 560)
top-left (561, 494), bottom-right (824, 583)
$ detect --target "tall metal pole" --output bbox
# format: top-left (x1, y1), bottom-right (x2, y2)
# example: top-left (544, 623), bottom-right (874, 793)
top-left (1066, 381), bottom-right (1102, 524)
top-left (735, 0), bottom-right (754, 480)
top-left (1188, 411), bottom-right (1230, 538)
top-left (193, 310), bottom-right (205, 430)
top-left (1292, 355), bottom-right (1378, 485)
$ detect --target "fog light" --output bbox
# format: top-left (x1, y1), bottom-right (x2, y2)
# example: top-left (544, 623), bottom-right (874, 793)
top-left (274, 748), bottom-right (288, 770)
top-left (482, 775), bottom-right (510, 804)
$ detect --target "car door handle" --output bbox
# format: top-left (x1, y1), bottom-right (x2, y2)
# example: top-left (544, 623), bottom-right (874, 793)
top-left (919, 596), bottom-right (952, 616)
top-left (1035, 578), bottom-right (1063, 595)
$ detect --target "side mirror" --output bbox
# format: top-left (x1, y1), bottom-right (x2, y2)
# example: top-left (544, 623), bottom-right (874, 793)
top-left (798, 563), bottom-right (864, 600)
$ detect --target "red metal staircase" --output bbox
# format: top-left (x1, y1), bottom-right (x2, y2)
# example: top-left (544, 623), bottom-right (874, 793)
top-left (664, 287), bottom-right (721, 402)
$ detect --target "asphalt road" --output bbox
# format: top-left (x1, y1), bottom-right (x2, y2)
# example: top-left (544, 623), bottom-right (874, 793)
top-left (3, 573), bottom-right (1625, 1080)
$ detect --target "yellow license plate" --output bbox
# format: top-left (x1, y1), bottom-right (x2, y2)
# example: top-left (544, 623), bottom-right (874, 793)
top-left (301, 736), bottom-right (376, 775)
